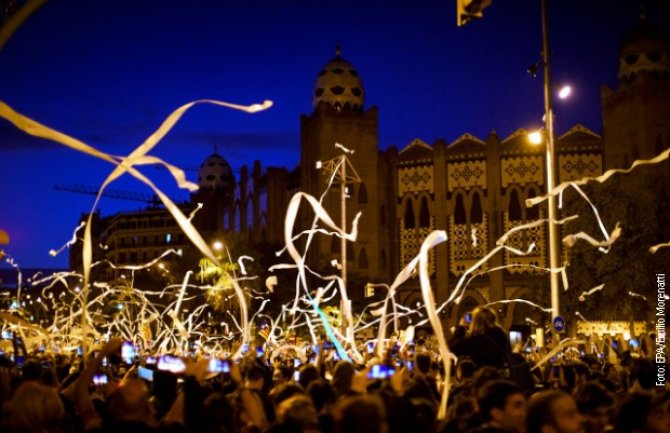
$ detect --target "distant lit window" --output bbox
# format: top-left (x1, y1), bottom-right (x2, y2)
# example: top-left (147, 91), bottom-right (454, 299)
top-left (166, 233), bottom-right (172, 244)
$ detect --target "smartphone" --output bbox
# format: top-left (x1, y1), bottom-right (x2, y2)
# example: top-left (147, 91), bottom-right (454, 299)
top-left (13, 336), bottom-right (25, 366)
top-left (1, 330), bottom-right (12, 339)
top-left (137, 366), bottom-right (154, 382)
top-left (77, 346), bottom-right (83, 356)
top-left (256, 346), bottom-right (264, 358)
top-left (92, 373), bottom-right (108, 386)
top-left (628, 339), bottom-right (639, 350)
top-left (367, 341), bottom-right (375, 354)
top-left (509, 331), bottom-right (523, 345)
top-left (367, 364), bottom-right (395, 380)
top-left (333, 352), bottom-right (340, 362)
top-left (611, 341), bottom-right (619, 351)
top-left (157, 355), bottom-right (186, 373)
top-left (121, 341), bottom-right (135, 365)
top-left (323, 341), bottom-right (334, 350)
top-left (464, 313), bottom-right (472, 324)
top-left (294, 358), bottom-right (301, 368)
top-left (294, 370), bottom-right (300, 382)
top-left (208, 358), bottom-right (231, 374)
top-left (406, 360), bottom-right (414, 371)
top-left (145, 356), bottom-right (157, 365)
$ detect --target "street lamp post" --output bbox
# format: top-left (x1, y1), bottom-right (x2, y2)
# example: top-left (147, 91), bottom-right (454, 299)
top-left (540, 0), bottom-right (561, 322)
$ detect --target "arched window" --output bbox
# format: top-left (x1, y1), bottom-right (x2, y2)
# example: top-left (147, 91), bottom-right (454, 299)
top-left (358, 183), bottom-right (368, 204)
top-left (471, 193), bottom-right (483, 224)
top-left (404, 200), bottom-right (415, 228)
top-left (331, 236), bottom-right (340, 254)
top-left (347, 242), bottom-right (355, 262)
top-left (454, 194), bottom-right (466, 224)
top-left (509, 189), bottom-right (522, 221)
top-left (359, 248), bottom-right (368, 269)
top-left (526, 189), bottom-right (539, 220)
top-left (380, 249), bottom-right (387, 270)
top-left (419, 197), bottom-right (430, 227)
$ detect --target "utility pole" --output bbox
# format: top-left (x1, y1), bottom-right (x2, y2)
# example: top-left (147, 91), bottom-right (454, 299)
top-left (320, 150), bottom-right (361, 334)
top-left (541, 0), bottom-right (561, 323)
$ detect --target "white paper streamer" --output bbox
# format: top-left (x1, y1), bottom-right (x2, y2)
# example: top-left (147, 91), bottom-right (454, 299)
top-left (578, 284), bottom-right (605, 302)
top-left (650, 241), bottom-right (670, 254)
top-left (49, 221), bottom-right (85, 257)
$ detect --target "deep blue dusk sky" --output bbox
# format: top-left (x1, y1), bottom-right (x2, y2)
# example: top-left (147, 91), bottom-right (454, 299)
top-left (1, 0), bottom-right (669, 269)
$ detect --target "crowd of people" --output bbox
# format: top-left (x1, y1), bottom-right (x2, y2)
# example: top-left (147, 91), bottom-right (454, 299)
top-left (0, 307), bottom-right (667, 433)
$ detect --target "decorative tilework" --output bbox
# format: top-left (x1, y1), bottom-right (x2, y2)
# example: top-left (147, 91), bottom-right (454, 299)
top-left (399, 218), bottom-right (435, 275)
top-left (448, 215), bottom-right (489, 276)
top-left (447, 160), bottom-right (487, 192)
top-left (398, 165), bottom-right (434, 196)
top-left (501, 156), bottom-right (544, 187)
top-left (503, 212), bottom-right (546, 273)
top-left (558, 153), bottom-right (603, 182)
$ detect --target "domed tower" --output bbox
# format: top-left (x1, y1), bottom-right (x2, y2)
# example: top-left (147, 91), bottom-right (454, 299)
top-left (602, 13), bottom-right (670, 169)
top-left (300, 46), bottom-right (392, 282)
top-left (191, 151), bottom-right (236, 235)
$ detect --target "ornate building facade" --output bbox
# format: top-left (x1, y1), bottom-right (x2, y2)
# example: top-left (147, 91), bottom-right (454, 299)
top-left (74, 16), bottom-right (669, 329)
top-left (286, 15), bottom-right (669, 328)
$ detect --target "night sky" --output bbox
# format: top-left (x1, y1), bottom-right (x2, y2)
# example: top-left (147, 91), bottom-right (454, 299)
top-left (1, 0), bottom-right (669, 269)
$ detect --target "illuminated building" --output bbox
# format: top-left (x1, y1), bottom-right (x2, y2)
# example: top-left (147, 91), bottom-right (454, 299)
top-left (71, 16), bottom-right (669, 332)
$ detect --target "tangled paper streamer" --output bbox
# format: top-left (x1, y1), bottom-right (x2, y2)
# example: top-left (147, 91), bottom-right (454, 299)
top-left (0, 99), bottom-right (272, 356)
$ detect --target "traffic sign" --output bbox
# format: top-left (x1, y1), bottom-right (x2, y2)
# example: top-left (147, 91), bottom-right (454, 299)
top-left (552, 316), bottom-right (566, 333)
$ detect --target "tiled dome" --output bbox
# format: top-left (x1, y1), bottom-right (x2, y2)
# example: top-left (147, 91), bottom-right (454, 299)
top-left (618, 15), bottom-right (670, 82)
top-left (313, 45), bottom-right (364, 111)
top-left (198, 153), bottom-right (234, 191)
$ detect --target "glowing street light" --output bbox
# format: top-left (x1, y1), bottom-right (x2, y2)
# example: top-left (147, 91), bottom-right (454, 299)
top-left (528, 130), bottom-right (543, 145)
top-left (557, 85), bottom-right (572, 100)
top-left (212, 240), bottom-right (223, 251)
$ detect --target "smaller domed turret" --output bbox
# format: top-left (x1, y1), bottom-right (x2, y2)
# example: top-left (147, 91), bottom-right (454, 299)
top-left (198, 153), bottom-right (235, 192)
